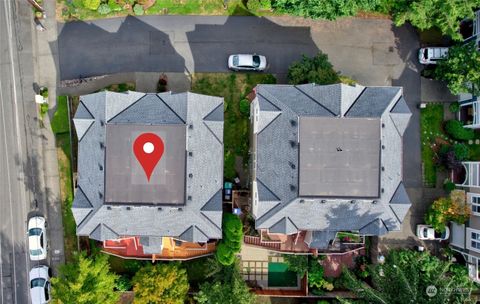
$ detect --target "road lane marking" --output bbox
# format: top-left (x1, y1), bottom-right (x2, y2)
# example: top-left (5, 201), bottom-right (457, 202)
top-left (0, 77), bottom-right (16, 304)
top-left (2, 0), bottom-right (31, 302)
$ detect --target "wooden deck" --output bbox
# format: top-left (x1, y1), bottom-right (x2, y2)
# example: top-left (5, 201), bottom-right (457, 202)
top-left (244, 230), bottom-right (313, 253)
top-left (102, 237), bottom-right (216, 261)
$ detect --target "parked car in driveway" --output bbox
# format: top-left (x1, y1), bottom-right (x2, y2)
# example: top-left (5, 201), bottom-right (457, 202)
top-left (28, 216), bottom-right (47, 261)
top-left (416, 224), bottom-right (450, 241)
top-left (418, 47), bottom-right (449, 64)
top-left (228, 54), bottom-right (267, 71)
top-left (29, 265), bottom-right (51, 304)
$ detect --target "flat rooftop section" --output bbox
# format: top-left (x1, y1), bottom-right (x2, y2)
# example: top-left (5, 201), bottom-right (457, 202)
top-left (299, 117), bottom-right (380, 197)
top-left (105, 124), bottom-right (186, 205)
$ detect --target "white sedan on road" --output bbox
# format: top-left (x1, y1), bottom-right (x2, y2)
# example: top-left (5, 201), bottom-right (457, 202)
top-left (228, 54), bottom-right (267, 71)
top-left (29, 265), bottom-right (51, 304)
top-left (416, 224), bottom-right (450, 241)
top-left (28, 216), bottom-right (47, 261)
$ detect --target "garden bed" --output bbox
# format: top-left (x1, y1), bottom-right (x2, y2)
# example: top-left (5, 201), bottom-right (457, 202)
top-left (51, 96), bottom-right (77, 262)
top-left (57, 0), bottom-right (275, 21)
top-left (420, 103), bottom-right (444, 187)
top-left (421, 103), bottom-right (480, 187)
top-left (191, 72), bottom-right (276, 181)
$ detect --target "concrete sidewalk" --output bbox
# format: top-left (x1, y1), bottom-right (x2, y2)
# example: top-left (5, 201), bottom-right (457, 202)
top-left (31, 0), bottom-right (65, 271)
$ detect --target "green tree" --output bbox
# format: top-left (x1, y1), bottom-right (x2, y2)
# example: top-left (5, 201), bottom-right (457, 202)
top-left (195, 261), bottom-right (255, 304)
top-left (215, 242), bottom-right (235, 266)
top-left (436, 42), bottom-right (480, 94)
top-left (425, 191), bottom-right (471, 232)
top-left (132, 263), bottom-right (189, 304)
top-left (51, 252), bottom-right (119, 304)
top-left (308, 258), bottom-right (334, 293)
top-left (287, 52), bottom-right (340, 85)
top-left (392, 0), bottom-right (479, 41)
top-left (215, 213), bottom-right (243, 266)
top-left (283, 254), bottom-right (308, 276)
top-left (344, 249), bottom-right (476, 303)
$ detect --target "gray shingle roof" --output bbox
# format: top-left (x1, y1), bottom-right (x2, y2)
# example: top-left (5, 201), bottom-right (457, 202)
top-left (252, 83), bottom-right (410, 239)
top-left (309, 231), bottom-right (337, 249)
top-left (346, 87), bottom-right (401, 117)
top-left (109, 94), bottom-right (184, 124)
top-left (269, 217), bottom-right (298, 235)
top-left (359, 218), bottom-right (388, 235)
top-left (75, 102), bottom-right (94, 119)
top-left (72, 91), bottom-right (224, 243)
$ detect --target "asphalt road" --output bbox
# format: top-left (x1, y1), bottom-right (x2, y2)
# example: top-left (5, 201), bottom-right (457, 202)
top-left (0, 1), bottom-right (46, 303)
top-left (57, 15), bottom-right (322, 79)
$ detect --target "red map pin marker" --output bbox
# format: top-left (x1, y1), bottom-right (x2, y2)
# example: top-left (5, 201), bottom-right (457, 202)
top-left (133, 133), bottom-right (164, 182)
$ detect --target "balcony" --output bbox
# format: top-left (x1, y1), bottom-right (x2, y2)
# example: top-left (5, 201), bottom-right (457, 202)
top-left (102, 237), bottom-right (216, 261)
top-left (244, 230), bottom-right (365, 254)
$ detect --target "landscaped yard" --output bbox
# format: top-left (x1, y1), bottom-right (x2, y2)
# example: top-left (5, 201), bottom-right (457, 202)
top-left (191, 72), bottom-right (276, 180)
top-left (420, 104), bottom-right (444, 187)
top-left (57, 0), bottom-right (274, 21)
top-left (51, 96), bottom-right (77, 262)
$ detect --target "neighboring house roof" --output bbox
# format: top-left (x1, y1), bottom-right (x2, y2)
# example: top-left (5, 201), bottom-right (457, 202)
top-left (252, 83), bottom-right (412, 248)
top-left (72, 91), bottom-right (224, 244)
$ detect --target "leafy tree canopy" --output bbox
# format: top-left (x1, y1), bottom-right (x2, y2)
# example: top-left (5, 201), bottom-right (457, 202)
top-left (271, 0), bottom-right (479, 40)
top-left (392, 0), bottom-right (479, 41)
top-left (51, 252), bottom-right (119, 304)
top-left (287, 52), bottom-right (340, 85)
top-left (436, 42), bottom-right (480, 95)
top-left (341, 249), bottom-right (476, 304)
top-left (215, 213), bottom-right (243, 266)
top-left (195, 260), bottom-right (256, 304)
top-left (283, 254), bottom-right (308, 276)
top-left (271, 0), bottom-right (386, 20)
top-left (132, 262), bottom-right (189, 304)
top-left (425, 191), bottom-right (471, 232)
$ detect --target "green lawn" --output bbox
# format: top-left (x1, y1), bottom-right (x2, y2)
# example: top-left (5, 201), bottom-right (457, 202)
top-left (191, 73), bottom-right (276, 180)
top-left (420, 104), bottom-right (444, 187)
top-left (53, 96), bottom-right (77, 262)
top-left (58, 0), bottom-right (274, 21)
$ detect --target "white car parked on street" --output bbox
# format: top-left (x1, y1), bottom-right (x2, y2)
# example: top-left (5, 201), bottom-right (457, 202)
top-left (28, 216), bottom-right (47, 261)
top-left (418, 47), bottom-right (449, 65)
top-left (29, 265), bottom-right (51, 304)
top-left (228, 54), bottom-right (267, 71)
top-left (416, 224), bottom-right (450, 241)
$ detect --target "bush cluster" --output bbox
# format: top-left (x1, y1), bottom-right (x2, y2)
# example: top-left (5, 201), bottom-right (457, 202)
top-left (215, 213), bottom-right (243, 266)
top-left (444, 120), bottom-right (475, 141)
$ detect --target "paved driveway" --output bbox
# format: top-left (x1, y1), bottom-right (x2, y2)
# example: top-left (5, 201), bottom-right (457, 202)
top-left (57, 14), bottom-right (422, 184)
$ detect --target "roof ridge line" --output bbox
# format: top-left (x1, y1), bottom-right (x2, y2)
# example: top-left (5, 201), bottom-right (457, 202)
top-left (77, 100), bottom-right (95, 119)
top-left (203, 121), bottom-right (223, 145)
top-left (157, 94), bottom-right (186, 123)
top-left (256, 91), bottom-right (282, 112)
top-left (344, 86), bottom-right (367, 117)
top-left (75, 119), bottom-right (95, 142)
top-left (202, 101), bottom-right (224, 121)
top-left (294, 84), bottom-right (338, 116)
top-left (256, 178), bottom-right (281, 201)
top-left (200, 211), bottom-right (222, 232)
top-left (106, 92), bottom-right (145, 123)
top-left (256, 112), bottom-right (282, 136)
